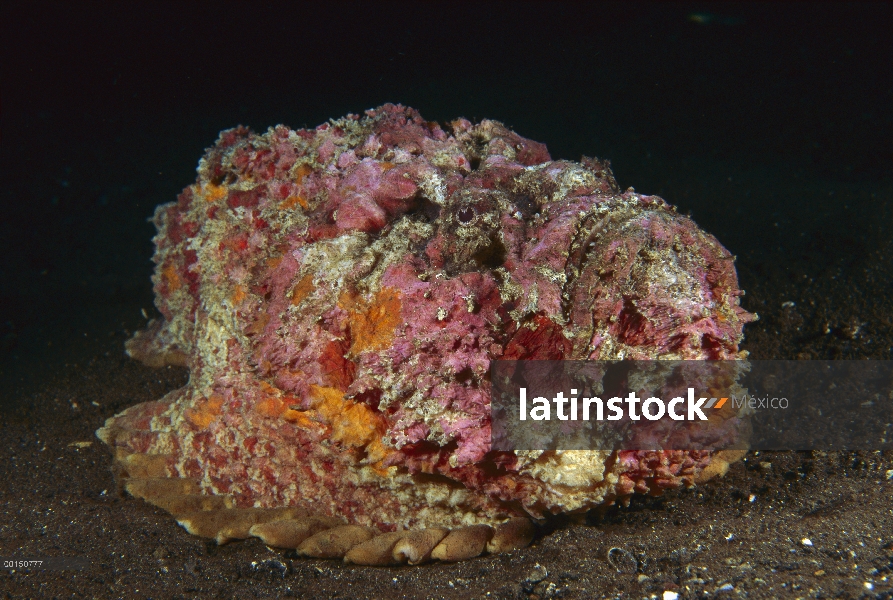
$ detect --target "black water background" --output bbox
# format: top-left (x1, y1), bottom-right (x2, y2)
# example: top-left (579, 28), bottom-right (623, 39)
top-left (2, 1), bottom-right (891, 400)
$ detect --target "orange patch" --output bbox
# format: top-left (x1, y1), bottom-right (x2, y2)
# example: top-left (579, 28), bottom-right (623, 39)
top-left (280, 195), bottom-right (308, 210)
top-left (184, 394), bottom-right (224, 429)
top-left (282, 409), bottom-right (322, 430)
top-left (333, 403), bottom-right (372, 442)
top-left (266, 256), bottom-right (283, 269)
top-left (162, 264), bottom-right (182, 292)
top-left (364, 438), bottom-right (389, 464)
top-left (310, 385), bottom-right (350, 423)
top-left (231, 285), bottom-right (247, 305)
top-left (255, 396), bottom-right (287, 419)
top-left (293, 163), bottom-right (313, 184)
top-left (199, 183), bottom-right (227, 202)
top-left (258, 381), bottom-right (280, 395)
top-left (308, 385), bottom-right (390, 462)
top-left (380, 162), bottom-right (396, 172)
top-left (339, 287), bottom-right (402, 356)
top-left (290, 274), bottom-right (315, 306)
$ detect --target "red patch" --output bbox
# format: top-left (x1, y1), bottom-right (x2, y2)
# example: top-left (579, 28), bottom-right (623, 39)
top-left (181, 221), bottom-right (199, 238)
top-left (263, 469), bottom-right (279, 486)
top-left (190, 431), bottom-right (211, 453)
top-left (318, 340), bottom-right (356, 392)
top-left (183, 458), bottom-right (202, 478)
top-left (166, 214), bottom-right (186, 244)
top-left (502, 314), bottom-right (571, 360)
top-left (219, 126), bottom-right (251, 149)
top-left (307, 223), bottom-right (339, 242)
top-left (209, 475), bottom-right (232, 494)
top-left (208, 450), bottom-right (229, 469)
top-left (227, 188), bottom-right (261, 209)
top-left (220, 233), bottom-right (250, 253)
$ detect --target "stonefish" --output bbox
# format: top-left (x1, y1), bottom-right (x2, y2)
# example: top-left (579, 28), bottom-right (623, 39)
top-left (97, 104), bottom-right (753, 565)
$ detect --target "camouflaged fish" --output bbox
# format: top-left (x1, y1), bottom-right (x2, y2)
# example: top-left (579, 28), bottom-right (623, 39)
top-left (97, 104), bottom-right (753, 565)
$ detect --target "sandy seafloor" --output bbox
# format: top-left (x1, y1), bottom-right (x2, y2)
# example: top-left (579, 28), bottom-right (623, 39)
top-left (2, 2), bottom-right (892, 598)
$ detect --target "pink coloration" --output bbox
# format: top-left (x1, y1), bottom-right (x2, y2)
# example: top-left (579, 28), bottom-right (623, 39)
top-left (98, 104), bottom-right (754, 530)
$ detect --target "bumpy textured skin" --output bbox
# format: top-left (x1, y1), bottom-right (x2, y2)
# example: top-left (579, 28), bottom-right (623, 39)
top-left (97, 104), bottom-right (753, 532)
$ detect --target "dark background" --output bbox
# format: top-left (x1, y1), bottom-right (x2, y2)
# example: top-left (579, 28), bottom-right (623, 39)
top-left (2, 1), bottom-right (892, 398)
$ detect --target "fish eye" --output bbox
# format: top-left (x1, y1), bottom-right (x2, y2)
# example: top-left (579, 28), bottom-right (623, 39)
top-left (457, 206), bottom-right (476, 223)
